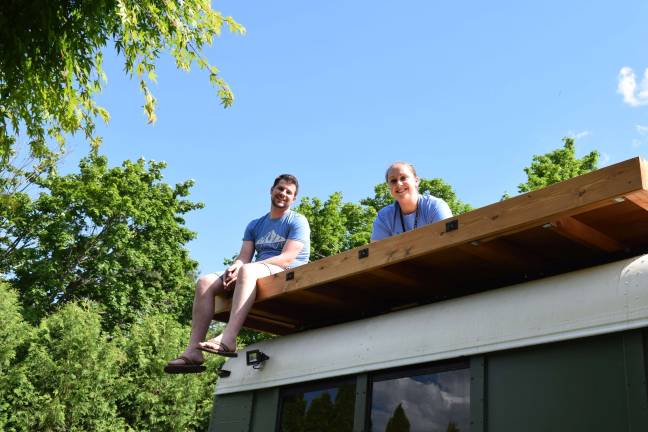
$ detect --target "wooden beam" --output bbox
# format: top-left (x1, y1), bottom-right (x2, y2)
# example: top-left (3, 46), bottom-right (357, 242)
top-left (245, 312), bottom-right (299, 329)
top-left (214, 297), bottom-right (302, 326)
top-left (213, 295), bottom-right (232, 317)
top-left (287, 289), bottom-right (355, 311)
top-left (214, 157), bottom-right (647, 317)
top-left (458, 239), bottom-right (547, 273)
top-left (550, 216), bottom-right (624, 252)
top-left (234, 314), bottom-right (298, 335)
top-left (370, 267), bottom-right (423, 289)
top-left (626, 190), bottom-right (648, 212)
top-left (215, 305), bottom-right (301, 332)
top-left (216, 288), bottom-right (358, 329)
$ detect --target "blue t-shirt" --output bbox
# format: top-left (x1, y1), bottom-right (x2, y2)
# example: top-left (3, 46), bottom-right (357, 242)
top-left (371, 194), bottom-right (452, 241)
top-left (243, 210), bottom-right (310, 268)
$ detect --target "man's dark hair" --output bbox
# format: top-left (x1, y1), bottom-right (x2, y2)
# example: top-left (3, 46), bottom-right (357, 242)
top-left (272, 174), bottom-right (299, 195)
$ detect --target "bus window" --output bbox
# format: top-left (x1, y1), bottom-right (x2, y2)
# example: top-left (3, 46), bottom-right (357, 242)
top-left (279, 378), bottom-right (355, 432)
top-left (369, 362), bottom-right (470, 432)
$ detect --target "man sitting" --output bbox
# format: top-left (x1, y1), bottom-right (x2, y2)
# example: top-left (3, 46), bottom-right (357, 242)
top-left (165, 174), bottom-right (310, 373)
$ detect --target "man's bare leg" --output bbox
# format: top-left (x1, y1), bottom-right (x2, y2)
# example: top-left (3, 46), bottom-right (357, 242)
top-left (199, 263), bottom-right (283, 353)
top-left (168, 273), bottom-right (226, 365)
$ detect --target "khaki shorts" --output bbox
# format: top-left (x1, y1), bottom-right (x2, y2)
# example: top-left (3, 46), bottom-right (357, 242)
top-left (216, 262), bottom-right (285, 283)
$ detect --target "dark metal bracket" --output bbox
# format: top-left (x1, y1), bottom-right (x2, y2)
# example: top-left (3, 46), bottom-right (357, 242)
top-left (358, 248), bottom-right (369, 259)
top-left (286, 271), bottom-right (295, 281)
top-left (445, 220), bottom-right (459, 233)
top-left (217, 368), bottom-right (231, 378)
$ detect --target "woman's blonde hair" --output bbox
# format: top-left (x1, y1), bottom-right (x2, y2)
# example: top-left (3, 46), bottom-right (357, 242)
top-left (384, 161), bottom-right (417, 182)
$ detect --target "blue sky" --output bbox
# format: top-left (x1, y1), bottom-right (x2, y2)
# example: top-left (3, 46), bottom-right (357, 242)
top-left (63, 0), bottom-right (648, 273)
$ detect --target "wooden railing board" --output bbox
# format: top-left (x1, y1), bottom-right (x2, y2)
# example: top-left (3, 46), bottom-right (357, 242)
top-left (213, 157), bottom-right (648, 334)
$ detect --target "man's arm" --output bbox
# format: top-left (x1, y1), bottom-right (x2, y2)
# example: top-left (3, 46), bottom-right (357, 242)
top-left (234, 241), bottom-right (255, 265)
top-left (259, 239), bottom-right (304, 269)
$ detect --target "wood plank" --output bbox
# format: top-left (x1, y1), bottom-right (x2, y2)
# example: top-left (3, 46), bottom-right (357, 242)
top-left (370, 267), bottom-right (423, 289)
top-left (214, 296), bottom-right (304, 326)
top-left (384, 259), bottom-right (440, 281)
top-left (245, 313), bottom-right (299, 329)
top-left (231, 314), bottom-right (297, 335)
top-left (214, 295), bottom-right (232, 315)
top-left (383, 259), bottom-right (460, 295)
top-left (283, 289), bottom-right (355, 311)
top-left (227, 288), bottom-right (362, 329)
top-left (214, 157), bottom-right (648, 319)
top-left (549, 216), bottom-right (625, 253)
top-left (641, 158), bottom-right (648, 190)
top-left (570, 200), bottom-right (644, 241)
top-left (458, 239), bottom-right (547, 273)
top-left (626, 190), bottom-right (648, 211)
top-left (214, 304), bottom-right (301, 327)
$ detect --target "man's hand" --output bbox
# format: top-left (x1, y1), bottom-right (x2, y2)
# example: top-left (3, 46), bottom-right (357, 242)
top-left (222, 261), bottom-right (243, 291)
top-left (222, 241), bottom-right (254, 291)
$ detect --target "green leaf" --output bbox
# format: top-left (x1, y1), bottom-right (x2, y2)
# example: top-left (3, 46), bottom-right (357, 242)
top-left (1, 0), bottom-right (244, 166)
top-left (518, 137), bottom-right (599, 193)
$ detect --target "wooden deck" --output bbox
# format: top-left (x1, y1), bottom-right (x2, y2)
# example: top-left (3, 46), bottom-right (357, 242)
top-left (214, 157), bottom-right (648, 335)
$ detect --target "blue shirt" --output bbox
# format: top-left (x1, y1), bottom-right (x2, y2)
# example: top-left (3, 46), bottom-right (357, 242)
top-left (243, 210), bottom-right (310, 268)
top-left (371, 194), bottom-right (453, 241)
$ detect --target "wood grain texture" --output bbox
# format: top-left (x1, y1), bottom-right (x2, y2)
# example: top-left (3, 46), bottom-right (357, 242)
top-left (551, 216), bottom-right (625, 252)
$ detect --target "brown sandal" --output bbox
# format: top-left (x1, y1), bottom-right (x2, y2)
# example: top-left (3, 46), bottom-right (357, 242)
top-left (197, 341), bottom-right (238, 358)
top-left (164, 355), bottom-right (206, 374)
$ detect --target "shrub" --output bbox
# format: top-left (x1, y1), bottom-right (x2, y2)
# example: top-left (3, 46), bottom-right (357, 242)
top-left (5, 301), bottom-right (127, 431)
top-left (116, 313), bottom-right (224, 431)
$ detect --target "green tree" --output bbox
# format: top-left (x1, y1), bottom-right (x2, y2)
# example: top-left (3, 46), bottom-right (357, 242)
top-left (280, 395), bottom-right (307, 432)
top-left (0, 0), bottom-right (244, 164)
top-left (446, 420), bottom-right (460, 432)
top-left (3, 301), bottom-right (127, 431)
top-left (385, 402), bottom-right (411, 432)
top-left (0, 282), bottom-right (33, 430)
top-left (115, 313), bottom-right (223, 431)
top-left (330, 385), bottom-right (355, 432)
top-left (296, 192), bottom-right (376, 259)
top-left (341, 200), bottom-right (377, 249)
top-left (518, 137), bottom-right (599, 193)
top-left (0, 290), bottom-right (220, 430)
top-left (0, 282), bottom-right (31, 376)
top-left (362, 178), bottom-right (472, 216)
top-left (2, 154), bottom-right (201, 329)
top-left (303, 391), bottom-right (335, 432)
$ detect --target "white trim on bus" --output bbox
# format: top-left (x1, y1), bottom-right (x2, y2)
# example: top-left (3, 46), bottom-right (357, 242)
top-left (215, 254), bottom-right (648, 395)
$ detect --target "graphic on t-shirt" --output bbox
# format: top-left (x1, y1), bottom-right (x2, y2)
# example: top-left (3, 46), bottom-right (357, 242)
top-left (256, 230), bottom-right (287, 246)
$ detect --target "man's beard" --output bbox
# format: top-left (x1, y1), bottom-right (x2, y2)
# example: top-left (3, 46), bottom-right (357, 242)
top-left (272, 197), bottom-right (288, 208)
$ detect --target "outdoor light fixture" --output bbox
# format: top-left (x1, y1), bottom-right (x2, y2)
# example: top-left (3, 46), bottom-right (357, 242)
top-left (246, 349), bottom-right (269, 368)
top-left (216, 368), bottom-right (231, 378)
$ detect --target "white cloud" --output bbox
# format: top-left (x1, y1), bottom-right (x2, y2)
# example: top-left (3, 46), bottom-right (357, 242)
top-left (371, 370), bottom-right (470, 432)
top-left (618, 67), bottom-right (648, 107)
top-left (600, 152), bottom-right (611, 164)
top-left (631, 125), bottom-right (648, 148)
top-left (567, 130), bottom-right (591, 140)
